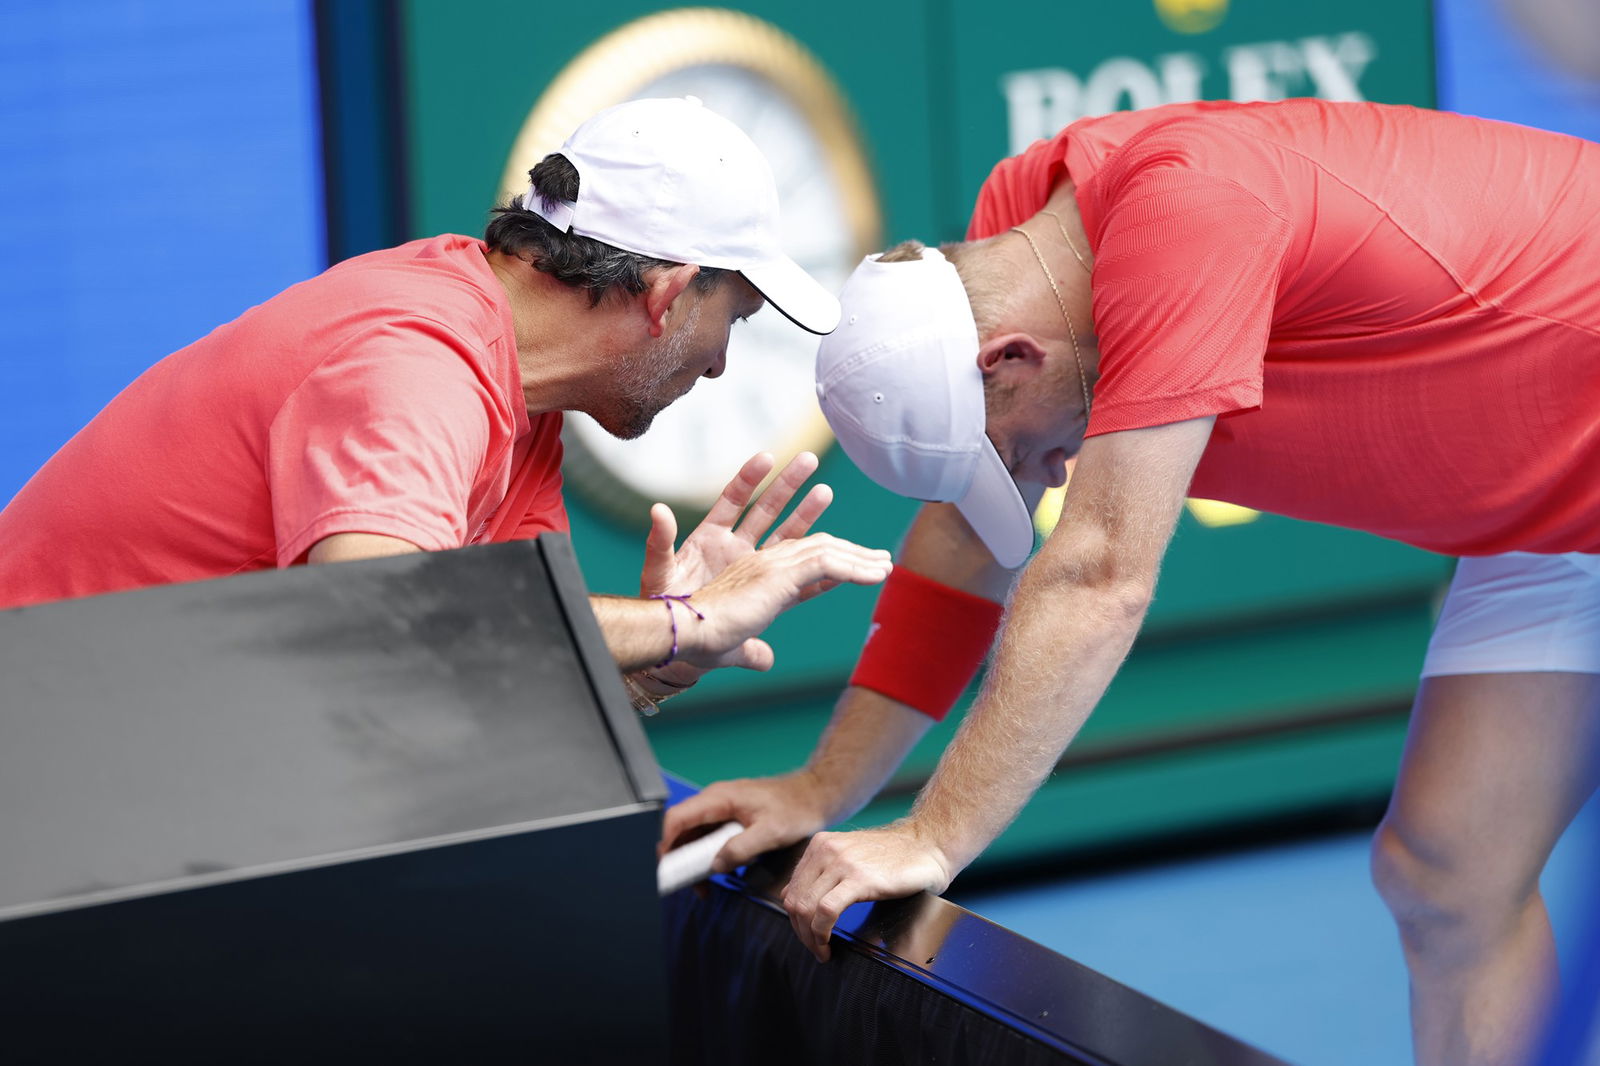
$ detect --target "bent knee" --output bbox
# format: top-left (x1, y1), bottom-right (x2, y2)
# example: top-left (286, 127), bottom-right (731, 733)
top-left (1371, 819), bottom-right (1537, 943)
top-left (1371, 820), bottom-right (1445, 920)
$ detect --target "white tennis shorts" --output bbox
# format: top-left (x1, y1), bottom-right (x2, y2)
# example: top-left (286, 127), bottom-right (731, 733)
top-left (1421, 551), bottom-right (1600, 677)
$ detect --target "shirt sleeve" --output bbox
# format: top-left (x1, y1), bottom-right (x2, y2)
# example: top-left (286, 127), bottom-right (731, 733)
top-left (268, 317), bottom-right (496, 565)
top-left (1085, 163), bottom-right (1293, 437)
top-left (968, 154), bottom-right (1029, 241)
top-left (966, 133), bottom-right (1067, 241)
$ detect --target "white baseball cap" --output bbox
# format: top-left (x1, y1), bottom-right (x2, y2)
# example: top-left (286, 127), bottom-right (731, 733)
top-left (815, 247), bottom-right (1035, 568)
top-left (527, 97), bottom-right (840, 335)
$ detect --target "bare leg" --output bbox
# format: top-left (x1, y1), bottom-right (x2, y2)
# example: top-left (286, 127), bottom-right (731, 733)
top-left (1371, 672), bottom-right (1600, 1066)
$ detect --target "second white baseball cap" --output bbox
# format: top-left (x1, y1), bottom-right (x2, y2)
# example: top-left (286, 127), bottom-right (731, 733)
top-left (528, 97), bottom-right (840, 335)
top-left (815, 247), bottom-right (1035, 568)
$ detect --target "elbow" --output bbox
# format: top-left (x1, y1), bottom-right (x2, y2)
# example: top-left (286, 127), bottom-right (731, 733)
top-left (1074, 572), bottom-right (1154, 629)
top-left (1025, 531), bottom-right (1156, 627)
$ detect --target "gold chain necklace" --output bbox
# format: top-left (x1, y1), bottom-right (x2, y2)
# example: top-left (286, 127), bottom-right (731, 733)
top-left (1009, 220), bottom-right (1093, 416)
top-left (1038, 209), bottom-right (1093, 272)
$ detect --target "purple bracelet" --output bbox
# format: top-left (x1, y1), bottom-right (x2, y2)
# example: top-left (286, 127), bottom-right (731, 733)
top-left (650, 593), bottom-right (705, 669)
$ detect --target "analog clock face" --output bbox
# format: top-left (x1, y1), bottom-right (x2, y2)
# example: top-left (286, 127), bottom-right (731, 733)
top-left (499, 10), bottom-right (880, 525)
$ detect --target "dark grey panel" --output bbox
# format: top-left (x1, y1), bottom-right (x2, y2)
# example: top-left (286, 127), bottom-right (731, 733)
top-left (0, 536), bottom-right (668, 1062)
top-left (0, 539), bottom-right (655, 915)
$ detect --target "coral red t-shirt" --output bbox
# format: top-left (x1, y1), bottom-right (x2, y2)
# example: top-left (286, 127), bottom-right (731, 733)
top-left (968, 99), bottom-right (1600, 556)
top-left (0, 235), bottom-right (568, 608)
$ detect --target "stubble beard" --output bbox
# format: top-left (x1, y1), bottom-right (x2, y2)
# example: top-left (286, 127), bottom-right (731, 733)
top-left (599, 299), bottom-right (703, 441)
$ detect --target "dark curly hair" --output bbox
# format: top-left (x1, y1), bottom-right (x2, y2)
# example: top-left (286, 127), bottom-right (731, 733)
top-left (484, 153), bottom-right (728, 307)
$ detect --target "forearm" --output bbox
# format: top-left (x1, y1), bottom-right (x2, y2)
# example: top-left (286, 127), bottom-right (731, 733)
top-left (790, 502), bottom-right (1025, 819)
top-left (779, 420), bottom-right (1211, 956)
top-left (798, 686), bottom-right (936, 822)
top-left (907, 566), bottom-right (1149, 873)
top-left (898, 502), bottom-right (1023, 601)
top-left (787, 503), bottom-right (1009, 819)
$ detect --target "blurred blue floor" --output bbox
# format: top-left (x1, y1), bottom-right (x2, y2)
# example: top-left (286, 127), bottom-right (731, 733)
top-left (957, 792), bottom-right (1600, 1066)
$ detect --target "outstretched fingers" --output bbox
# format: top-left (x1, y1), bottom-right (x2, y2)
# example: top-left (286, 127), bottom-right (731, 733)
top-left (769, 482), bottom-right (834, 544)
top-left (681, 534), bottom-right (891, 671)
top-left (702, 452), bottom-right (778, 531)
top-left (734, 451), bottom-right (821, 545)
top-left (784, 535), bottom-right (893, 589)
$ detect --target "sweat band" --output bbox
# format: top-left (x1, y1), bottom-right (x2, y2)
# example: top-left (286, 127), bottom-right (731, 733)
top-left (848, 566), bottom-right (1005, 721)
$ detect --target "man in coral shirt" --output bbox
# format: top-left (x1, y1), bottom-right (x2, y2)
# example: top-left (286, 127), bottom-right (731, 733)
top-left (0, 98), bottom-right (892, 696)
top-left (666, 99), bottom-right (1599, 1064)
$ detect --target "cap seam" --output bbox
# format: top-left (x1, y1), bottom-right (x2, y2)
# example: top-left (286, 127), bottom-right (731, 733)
top-left (817, 327), bottom-right (980, 387)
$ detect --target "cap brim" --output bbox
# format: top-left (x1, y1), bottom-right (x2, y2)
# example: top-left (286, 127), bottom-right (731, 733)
top-left (741, 255), bottom-right (842, 335)
top-left (955, 440), bottom-right (1036, 569)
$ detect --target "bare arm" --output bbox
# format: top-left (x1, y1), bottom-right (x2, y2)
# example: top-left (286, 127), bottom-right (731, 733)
top-left (306, 532), bottom-right (424, 565)
top-left (800, 500), bottom-right (1029, 815)
top-left (783, 416), bottom-right (1215, 959)
top-left (907, 430), bottom-right (1197, 869)
top-left (659, 495), bottom-right (1032, 868)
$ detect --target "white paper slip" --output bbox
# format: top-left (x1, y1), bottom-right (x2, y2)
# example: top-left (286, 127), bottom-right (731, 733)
top-left (657, 821), bottom-right (744, 896)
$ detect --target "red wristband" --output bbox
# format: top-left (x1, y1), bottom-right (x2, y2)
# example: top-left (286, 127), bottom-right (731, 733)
top-left (848, 566), bottom-right (1004, 722)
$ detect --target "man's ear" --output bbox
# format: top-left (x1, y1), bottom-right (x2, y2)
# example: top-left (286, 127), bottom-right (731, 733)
top-left (977, 332), bottom-right (1050, 380)
top-left (643, 264), bottom-right (701, 337)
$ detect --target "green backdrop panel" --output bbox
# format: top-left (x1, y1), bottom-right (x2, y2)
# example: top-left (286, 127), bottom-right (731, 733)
top-left (941, 0), bottom-right (1437, 237)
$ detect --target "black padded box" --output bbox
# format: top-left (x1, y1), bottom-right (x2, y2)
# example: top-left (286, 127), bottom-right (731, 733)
top-left (0, 536), bottom-right (664, 1064)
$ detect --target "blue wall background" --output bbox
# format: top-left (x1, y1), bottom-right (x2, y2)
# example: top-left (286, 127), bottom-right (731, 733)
top-left (0, 0), bottom-right (325, 506)
top-left (1436, 0), bottom-right (1600, 139)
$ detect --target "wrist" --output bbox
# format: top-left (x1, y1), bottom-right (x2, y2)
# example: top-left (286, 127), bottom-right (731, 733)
top-left (789, 764), bottom-right (864, 826)
top-left (893, 813), bottom-right (961, 883)
top-left (785, 765), bottom-right (833, 812)
top-left (900, 794), bottom-right (982, 876)
top-left (594, 594), bottom-right (675, 672)
top-left (648, 592), bottom-right (708, 667)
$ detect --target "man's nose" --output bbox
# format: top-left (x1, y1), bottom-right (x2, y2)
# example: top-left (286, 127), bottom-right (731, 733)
top-left (703, 347), bottom-right (728, 379)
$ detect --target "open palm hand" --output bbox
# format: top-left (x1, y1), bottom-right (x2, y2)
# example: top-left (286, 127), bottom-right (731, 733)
top-left (638, 451), bottom-right (835, 597)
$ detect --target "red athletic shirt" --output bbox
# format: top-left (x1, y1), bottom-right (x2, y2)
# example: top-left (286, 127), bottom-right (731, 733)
top-left (0, 235), bottom-right (568, 609)
top-left (968, 100), bottom-right (1600, 556)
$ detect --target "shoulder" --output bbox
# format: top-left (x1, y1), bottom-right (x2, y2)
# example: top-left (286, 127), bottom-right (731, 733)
top-left (317, 235), bottom-right (506, 330)
top-left (969, 130), bottom-right (1073, 240)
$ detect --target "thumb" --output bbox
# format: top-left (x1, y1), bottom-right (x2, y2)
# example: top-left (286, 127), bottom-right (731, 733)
top-left (640, 502), bottom-right (679, 595)
top-left (728, 638), bottom-right (774, 672)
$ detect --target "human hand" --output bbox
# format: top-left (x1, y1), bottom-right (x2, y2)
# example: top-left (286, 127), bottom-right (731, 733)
top-left (638, 451), bottom-right (833, 598)
top-left (636, 452), bottom-right (833, 690)
top-left (781, 823), bottom-right (955, 963)
top-left (676, 533), bottom-right (891, 672)
top-left (658, 771), bottom-right (839, 872)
